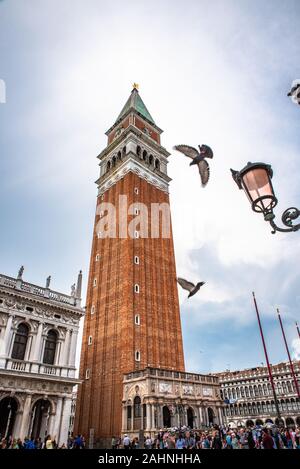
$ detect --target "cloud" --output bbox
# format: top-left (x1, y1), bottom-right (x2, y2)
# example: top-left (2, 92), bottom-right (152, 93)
top-left (292, 338), bottom-right (300, 360)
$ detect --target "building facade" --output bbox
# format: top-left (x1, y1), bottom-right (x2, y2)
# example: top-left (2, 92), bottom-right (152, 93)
top-left (217, 361), bottom-right (300, 428)
top-left (122, 367), bottom-right (224, 439)
top-left (0, 268), bottom-right (84, 444)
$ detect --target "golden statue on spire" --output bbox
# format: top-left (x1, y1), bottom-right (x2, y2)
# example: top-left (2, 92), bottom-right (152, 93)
top-left (132, 83), bottom-right (139, 90)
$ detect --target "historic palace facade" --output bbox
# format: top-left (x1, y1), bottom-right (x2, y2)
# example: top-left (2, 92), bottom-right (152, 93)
top-left (0, 269), bottom-right (84, 444)
top-left (217, 361), bottom-right (300, 428)
top-left (74, 87), bottom-right (223, 447)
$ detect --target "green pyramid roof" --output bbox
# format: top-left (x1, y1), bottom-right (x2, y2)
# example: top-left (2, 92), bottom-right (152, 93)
top-left (116, 88), bottom-right (155, 125)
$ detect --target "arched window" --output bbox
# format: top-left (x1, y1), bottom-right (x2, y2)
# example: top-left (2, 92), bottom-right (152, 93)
top-left (148, 155), bottom-right (153, 166)
top-left (142, 150), bottom-right (147, 162)
top-left (43, 330), bottom-right (58, 365)
top-left (122, 146), bottom-right (126, 156)
top-left (136, 146), bottom-right (141, 157)
top-left (134, 396), bottom-right (141, 418)
top-left (11, 323), bottom-right (29, 360)
top-left (155, 159), bottom-right (160, 170)
top-left (106, 161), bottom-right (111, 172)
top-left (112, 156), bottom-right (117, 167)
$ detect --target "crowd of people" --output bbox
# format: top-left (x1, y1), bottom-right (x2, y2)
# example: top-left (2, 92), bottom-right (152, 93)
top-left (1, 424), bottom-right (300, 449)
top-left (0, 434), bottom-right (86, 449)
top-left (114, 424), bottom-right (300, 450)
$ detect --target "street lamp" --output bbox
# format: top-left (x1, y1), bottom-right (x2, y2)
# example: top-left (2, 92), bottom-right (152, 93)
top-left (231, 162), bottom-right (300, 234)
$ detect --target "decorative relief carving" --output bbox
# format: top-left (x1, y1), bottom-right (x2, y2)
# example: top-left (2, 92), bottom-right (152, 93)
top-left (203, 387), bottom-right (213, 397)
top-left (5, 299), bottom-right (16, 309)
top-left (0, 313), bottom-right (8, 326)
top-left (183, 385), bottom-right (194, 395)
top-left (29, 320), bottom-right (39, 332)
top-left (159, 382), bottom-right (172, 394)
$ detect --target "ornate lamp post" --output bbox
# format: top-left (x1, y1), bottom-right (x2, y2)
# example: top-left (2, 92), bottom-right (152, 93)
top-left (231, 162), bottom-right (300, 234)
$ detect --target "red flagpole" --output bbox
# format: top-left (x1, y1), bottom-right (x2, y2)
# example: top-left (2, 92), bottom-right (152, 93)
top-left (252, 292), bottom-right (281, 420)
top-left (252, 292), bottom-right (281, 423)
top-left (296, 322), bottom-right (300, 339)
top-left (277, 309), bottom-right (300, 399)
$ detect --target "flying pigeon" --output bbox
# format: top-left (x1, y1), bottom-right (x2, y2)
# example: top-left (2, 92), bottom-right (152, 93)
top-left (287, 79), bottom-right (300, 105)
top-left (177, 277), bottom-right (205, 298)
top-left (173, 144), bottom-right (213, 187)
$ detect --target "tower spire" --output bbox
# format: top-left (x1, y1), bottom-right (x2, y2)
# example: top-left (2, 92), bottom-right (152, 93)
top-left (114, 85), bottom-right (155, 125)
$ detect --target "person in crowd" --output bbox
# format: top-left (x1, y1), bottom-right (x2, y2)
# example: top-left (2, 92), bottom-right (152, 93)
top-left (123, 434), bottom-right (131, 449)
top-left (262, 429), bottom-right (275, 449)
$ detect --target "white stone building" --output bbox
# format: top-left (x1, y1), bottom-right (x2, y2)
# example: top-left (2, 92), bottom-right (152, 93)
top-left (122, 367), bottom-right (224, 438)
top-left (0, 268), bottom-right (84, 445)
top-left (217, 361), bottom-right (300, 428)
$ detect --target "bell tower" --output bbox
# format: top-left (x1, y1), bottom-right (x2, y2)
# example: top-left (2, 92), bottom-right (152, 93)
top-left (74, 86), bottom-right (185, 446)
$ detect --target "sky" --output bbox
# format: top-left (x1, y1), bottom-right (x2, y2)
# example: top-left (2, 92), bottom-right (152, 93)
top-left (0, 0), bottom-right (300, 374)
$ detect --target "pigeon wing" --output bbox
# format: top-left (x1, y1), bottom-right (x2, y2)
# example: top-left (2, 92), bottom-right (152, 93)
top-left (173, 145), bottom-right (199, 160)
top-left (197, 159), bottom-right (210, 187)
top-left (177, 277), bottom-right (195, 292)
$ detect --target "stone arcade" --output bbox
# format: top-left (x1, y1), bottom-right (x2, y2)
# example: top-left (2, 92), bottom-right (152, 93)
top-left (122, 367), bottom-right (224, 439)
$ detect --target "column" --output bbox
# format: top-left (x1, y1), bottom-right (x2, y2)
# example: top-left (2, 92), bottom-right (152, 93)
top-left (202, 407), bottom-right (207, 426)
top-left (218, 407), bottom-right (223, 425)
top-left (52, 397), bottom-right (63, 442)
top-left (24, 334), bottom-right (33, 362)
top-left (14, 410), bottom-right (23, 437)
top-left (122, 404), bottom-right (127, 432)
top-left (0, 314), bottom-right (13, 358)
top-left (40, 336), bottom-right (46, 365)
top-left (58, 397), bottom-right (72, 446)
top-left (32, 322), bottom-right (43, 361)
top-left (69, 330), bottom-right (78, 368)
top-left (30, 322), bottom-right (43, 373)
top-left (19, 394), bottom-right (33, 440)
top-left (131, 406), bottom-right (134, 431)
top-left (0, 322), bottom-right (4, 355)
top-left (54, 339), bottom-right (63, 366)
top-left (198, 407), bottom-right (203, 428)
top-left (176, 410), bottom-right (180, 428)
top-left (63, 329), bottom-right (71, 366)
top-left (183, 405), bottom-right (188, 426)
top-left (47, 412), bottom-right (56, 437)
top-left (151, 404), bottom-right (155, 430)
top-left (158, 405), bottom-right (163, 429)
top-left (141, 405), bottom-right (144, 430)
top-left (146, 403), bottom-right (151, 431)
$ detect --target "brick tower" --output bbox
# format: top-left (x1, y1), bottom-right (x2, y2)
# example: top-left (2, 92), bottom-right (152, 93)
top-left (74, 86), bottom-right (185, 446)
